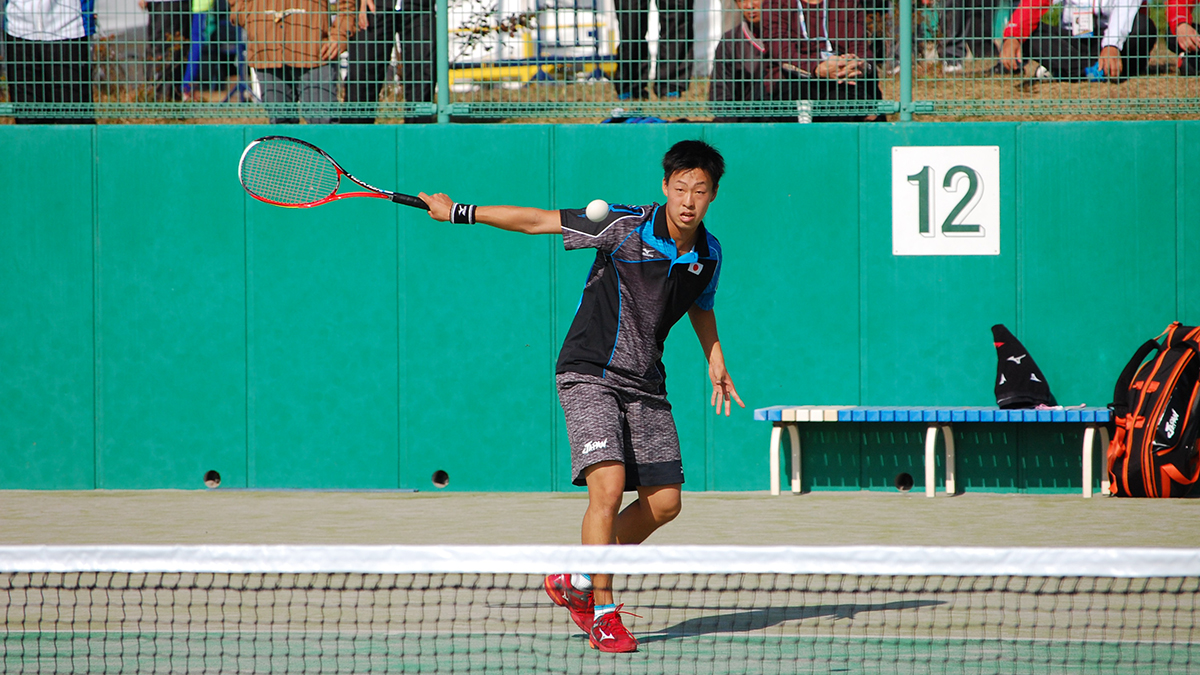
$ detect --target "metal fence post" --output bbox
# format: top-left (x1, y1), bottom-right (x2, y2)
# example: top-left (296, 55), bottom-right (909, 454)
top-left (437, 0), bottom-right (451, 123)
top-left (899, 0), bottom-right (913, 122)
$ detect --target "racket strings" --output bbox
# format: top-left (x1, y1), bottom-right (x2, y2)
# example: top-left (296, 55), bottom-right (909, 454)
top-left (242, 140), bottom-right (340, 206)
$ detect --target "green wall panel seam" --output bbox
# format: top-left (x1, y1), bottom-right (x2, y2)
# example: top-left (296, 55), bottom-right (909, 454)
top-left (701, 125), bottom-right (714, 491)
top-left (547, 126), bottom-right (559, 491)
top-left (1014, 124), bottom-right (1025, 337)
top-left (858, 124), bottom-right (868, 406)
top-left (244, 127), bottom-right (257, 488)
top-left (243, 129), bottom-right (252, 489)
top-left (398, 125), bottom-right (411, 489)
top-left (1014, 123), bottom-right (1024, 493)
top-left (1179, 122), bottom-right (1186, 320)
top-left (91, 127), bottom-right (101, 489)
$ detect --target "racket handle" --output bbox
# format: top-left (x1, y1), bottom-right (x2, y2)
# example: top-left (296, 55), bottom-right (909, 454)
top-left (393, 193), bottom-right (430, 210)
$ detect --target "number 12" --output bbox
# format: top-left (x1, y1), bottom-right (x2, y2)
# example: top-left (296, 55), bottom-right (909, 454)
top-left (906, 165), bottom-right (983, 237)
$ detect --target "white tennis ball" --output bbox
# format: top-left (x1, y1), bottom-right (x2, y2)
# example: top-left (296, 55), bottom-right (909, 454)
top-left (586, 199), bottom-right (609, 223)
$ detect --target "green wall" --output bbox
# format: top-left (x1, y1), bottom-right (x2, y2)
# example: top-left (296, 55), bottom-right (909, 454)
top-left (2, 122), bottom-right (1196, 492)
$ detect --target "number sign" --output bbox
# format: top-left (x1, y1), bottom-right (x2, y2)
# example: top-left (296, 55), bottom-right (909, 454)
top-left (892, 146), bottom-right (1000, 256)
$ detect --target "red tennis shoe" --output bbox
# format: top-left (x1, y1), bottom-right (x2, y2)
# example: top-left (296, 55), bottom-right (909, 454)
top-left (543, 574), bottom-right (594, 634)
top-left (589, 605), bottom-right (639, 653)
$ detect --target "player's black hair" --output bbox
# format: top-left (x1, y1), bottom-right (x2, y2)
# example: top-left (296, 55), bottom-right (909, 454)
top-left (662, 140), bottom-right (725, 191)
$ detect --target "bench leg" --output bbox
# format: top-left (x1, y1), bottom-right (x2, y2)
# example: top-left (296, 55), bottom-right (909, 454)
top-left (943, 425), bottom-right (956, 496)
top-left (1082, 425), bottom-right (1095, 499)
top-left (769, 422), bottom-right (801, 496)
top-left (1082, 424), bottom-right (1113, 498)
top-left (924, 424), bottom-right (954, 497)
top-left (789, 424), bottom-right (802, 494)
top-left (770, 424), bottom-right (783, 496)
top-left (1100, 426), bottom-right (1111, 496)
top-left (925, 424), bottom-right (937, 498)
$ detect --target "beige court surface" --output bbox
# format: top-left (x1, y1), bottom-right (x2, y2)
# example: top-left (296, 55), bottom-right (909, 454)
top-left (2, 489), bottom-right (1199, 547)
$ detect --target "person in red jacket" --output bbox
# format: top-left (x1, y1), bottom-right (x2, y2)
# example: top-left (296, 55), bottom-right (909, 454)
top-left (760, 0), bottom-right (883, 121)
top-left (1168, 0), bottom-right (1199, 74)
top-left (998, 0), bottom-right (1157, 81)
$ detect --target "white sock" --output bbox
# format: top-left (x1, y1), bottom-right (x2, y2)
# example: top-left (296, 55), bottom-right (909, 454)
top-left (571, 573), bottom-right (592, 591)
top-left (594, 603), bottom-right (617, 619)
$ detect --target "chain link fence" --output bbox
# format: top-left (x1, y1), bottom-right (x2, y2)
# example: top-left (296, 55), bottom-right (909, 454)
top-left (0, 0), bottom-right (1196, 122)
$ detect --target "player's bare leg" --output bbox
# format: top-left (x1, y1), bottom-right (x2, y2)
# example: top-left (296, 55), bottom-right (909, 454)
top-left (580, 460), bottom-right (643, 653)
top-left (581, 461), bottom-right (626, 605)
top-left (583, 468), bottom-right (682, 602)
top-left (614, 484), bottom-right (682, 545)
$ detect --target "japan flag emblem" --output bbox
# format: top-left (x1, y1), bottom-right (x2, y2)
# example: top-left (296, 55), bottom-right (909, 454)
top-left (688, 262), bottom-right (703, 275)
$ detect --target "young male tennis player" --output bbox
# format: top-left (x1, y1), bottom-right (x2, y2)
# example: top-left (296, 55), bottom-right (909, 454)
top-left (419, 140), bottom-right (743, 653)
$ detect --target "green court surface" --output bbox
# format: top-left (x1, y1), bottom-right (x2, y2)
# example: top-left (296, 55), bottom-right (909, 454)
top-left (1, 490), bottom-right (1199, 548)
top-left (6, 630), bottom-right (1198, 674)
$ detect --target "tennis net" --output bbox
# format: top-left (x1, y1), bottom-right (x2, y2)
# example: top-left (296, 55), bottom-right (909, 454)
top-left (2, 545), bottom-right (1198, 674)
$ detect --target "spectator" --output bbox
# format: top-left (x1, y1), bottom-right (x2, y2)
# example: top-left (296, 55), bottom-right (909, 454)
top-left (141, 0), bottom-right (191, 101)
top-left (709, 0), bottom-right (774, 121)
top-left (2, 0), bottom-right (95, 123)
top-left (761, 0), bottom-right (884, 122)
top-left (612, 0), bottom-right (693, 100)
top-left (229, 0), bottom-right (356, 123)
top-left (1168, 0), bottom-right (1199, 75)
top-left (998, 0), bottom-right (1156, 80)
top-left (180, 0), bottom-right (214, 101)
top-left (939, 0), bottom-right (999, 73)
top-left (343, 0), bottom-right (435, 124)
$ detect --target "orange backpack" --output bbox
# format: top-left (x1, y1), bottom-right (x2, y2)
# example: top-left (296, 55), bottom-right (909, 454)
top-left (1107, 323), bottom-right (1200, 497)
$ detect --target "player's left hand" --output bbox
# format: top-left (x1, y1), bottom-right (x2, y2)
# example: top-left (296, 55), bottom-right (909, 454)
top-left (709, 362), bottom-right (744, 417)
top-left (1098, 46), bottom-right (1122, 79)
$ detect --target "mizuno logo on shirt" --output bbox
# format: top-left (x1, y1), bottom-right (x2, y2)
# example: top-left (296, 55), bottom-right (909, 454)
top-left (1008, 354), bottom-right (1026, 364)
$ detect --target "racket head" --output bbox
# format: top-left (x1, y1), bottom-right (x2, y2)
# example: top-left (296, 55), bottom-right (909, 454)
top-left (239, 136), bottom-right (344, 207)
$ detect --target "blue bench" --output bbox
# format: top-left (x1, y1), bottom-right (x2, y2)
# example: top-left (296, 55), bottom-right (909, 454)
top-left (753, 406), bottom-right (1113, 498)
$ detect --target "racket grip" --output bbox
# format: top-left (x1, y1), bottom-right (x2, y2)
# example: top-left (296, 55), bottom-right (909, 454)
top-left (393, 193), bottom-right (430, 210)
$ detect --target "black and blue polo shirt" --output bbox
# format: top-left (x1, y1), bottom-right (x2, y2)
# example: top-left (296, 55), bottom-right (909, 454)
top-left (556, 203), bottom-right (722, 394)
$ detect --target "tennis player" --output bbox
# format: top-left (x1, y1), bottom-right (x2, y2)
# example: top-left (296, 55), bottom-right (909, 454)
top-left (418, 140), bottom-right (743, 654)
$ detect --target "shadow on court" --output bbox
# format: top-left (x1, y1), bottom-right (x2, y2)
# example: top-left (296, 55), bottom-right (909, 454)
top-left (637, 599), bottom-right (944, 643)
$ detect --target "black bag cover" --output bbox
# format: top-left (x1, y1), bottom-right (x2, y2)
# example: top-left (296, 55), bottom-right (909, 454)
top-left (992, 324), bottom-right (1057, 409)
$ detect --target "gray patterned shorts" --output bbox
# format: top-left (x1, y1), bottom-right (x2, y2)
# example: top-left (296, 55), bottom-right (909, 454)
top-left (556, 372), bottom-right (684, 491)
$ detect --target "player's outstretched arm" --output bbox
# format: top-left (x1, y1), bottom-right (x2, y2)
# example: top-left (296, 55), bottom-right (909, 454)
top-left (688, 306), bottom-right (745, 417)
top-left (419, 192), bottom-right (562, 235)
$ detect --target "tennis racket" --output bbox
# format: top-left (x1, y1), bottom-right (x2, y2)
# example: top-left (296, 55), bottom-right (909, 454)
top-left (238, 136), bottom-right (429, 210)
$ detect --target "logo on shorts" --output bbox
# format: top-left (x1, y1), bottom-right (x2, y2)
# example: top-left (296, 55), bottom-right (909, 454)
top-left (582, 439), bottom-right (608, 455)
